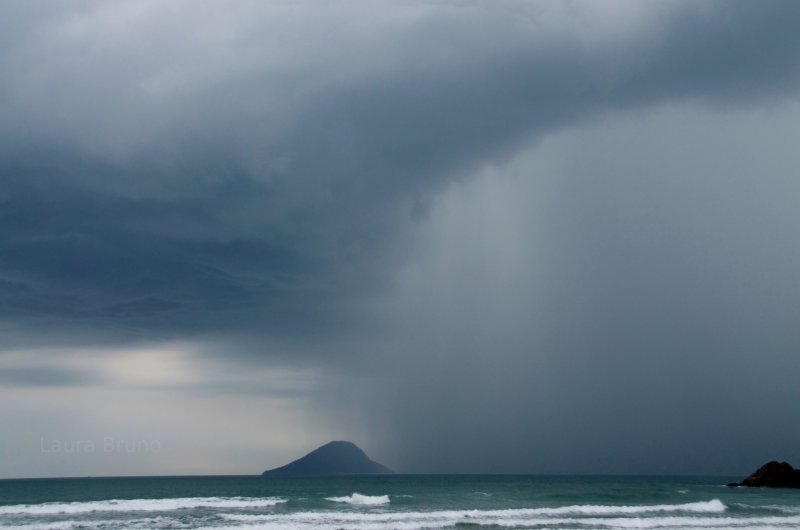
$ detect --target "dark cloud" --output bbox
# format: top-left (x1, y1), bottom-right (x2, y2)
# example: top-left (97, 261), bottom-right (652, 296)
top-left (0, 163), bottom-right (325, 342)
top-left (1, 0), bottom-right (800, 474)
top-left (2, 1), bottom-right (799, 347)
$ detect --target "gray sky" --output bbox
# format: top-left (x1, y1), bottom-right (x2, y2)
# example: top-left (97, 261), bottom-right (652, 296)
top-left (1, 0), bottom-right (800, 478)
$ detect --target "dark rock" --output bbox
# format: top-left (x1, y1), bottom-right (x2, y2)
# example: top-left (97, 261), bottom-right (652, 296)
top-left (262, 441), bottom-right (393, 476)
top-left (727, 461), bottom-right (800, 488)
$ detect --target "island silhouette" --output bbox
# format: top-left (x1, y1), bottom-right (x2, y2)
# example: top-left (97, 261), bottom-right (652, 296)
top-left (262, 441), bottom-right (394, 475)
top-left (727, 461), bottom-right (800, 488)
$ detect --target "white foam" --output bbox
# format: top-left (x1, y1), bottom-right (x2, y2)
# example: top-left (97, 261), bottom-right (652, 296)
top-left (209, 512), bottom-right (800, 530)
top-left (0, 496), bottom-right (286, 515)
top-left (0, 515), bottom-right (200, 530)
top-left (214, 513), bottom-right (800, 530)
top-left (5, 502), bottom-right (797, 530)
top-left (0, 498), bottom-right (745, 530)
top-left (506, 499), bottom-right (727, 516)
top-left (548, 515), bottom-right (800, 529)
top-left (0, 522), bottom-right (98, 530)
top-left (325, 493), bottom-right (390, 506)
top-left (213, 500), bottom-right (732, 530)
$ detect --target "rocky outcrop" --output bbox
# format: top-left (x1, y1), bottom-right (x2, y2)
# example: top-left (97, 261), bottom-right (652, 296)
top-left (727, 461), bottom-right (800, 488)
top-left (262, 441), bottom-right (393, 476)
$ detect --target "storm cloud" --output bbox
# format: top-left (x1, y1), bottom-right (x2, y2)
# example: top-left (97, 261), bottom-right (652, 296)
top-left (2, 0), bottom-right (800, 476)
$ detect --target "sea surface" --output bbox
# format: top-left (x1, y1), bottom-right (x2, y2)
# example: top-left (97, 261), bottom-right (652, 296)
top-left (1, 474), bottom-right (799, 529)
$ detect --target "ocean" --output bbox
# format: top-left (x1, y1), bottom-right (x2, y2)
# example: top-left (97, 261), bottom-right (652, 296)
top-left (1, 474), bottom-right (799, 529)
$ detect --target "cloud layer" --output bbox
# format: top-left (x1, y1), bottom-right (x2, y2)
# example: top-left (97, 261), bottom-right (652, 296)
top-left (2, 0), bottom-right (800, 476)
top-left (3, 1), bottom-right (799, 344)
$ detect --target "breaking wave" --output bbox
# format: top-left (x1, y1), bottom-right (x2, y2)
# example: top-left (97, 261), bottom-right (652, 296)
top-left (0, 496), bottom-right (286, 515)
top-left (215, 500), bottom-right (731, 529)
top-left (325, 493), bottom-right (391, 506)
top-left (15, 497), bottom-right (800, 530)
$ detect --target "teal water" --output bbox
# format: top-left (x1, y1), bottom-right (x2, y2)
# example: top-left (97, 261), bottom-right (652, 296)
top-left (1, 475), bottom-right (799, 529)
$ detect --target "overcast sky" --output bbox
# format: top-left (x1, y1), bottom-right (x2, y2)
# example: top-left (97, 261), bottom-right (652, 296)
top-left (2, 0), bottom-right (800, 478)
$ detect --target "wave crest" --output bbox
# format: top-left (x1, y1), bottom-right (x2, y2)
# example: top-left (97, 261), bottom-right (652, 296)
top-left (217, 499), bottom-right (729, 529)
top-left (325, 493), bottom-right (390, 506)
top-left (521, 499), bottom-right (727, 516)
top-left (0, 496), bottom-right (286, 515)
